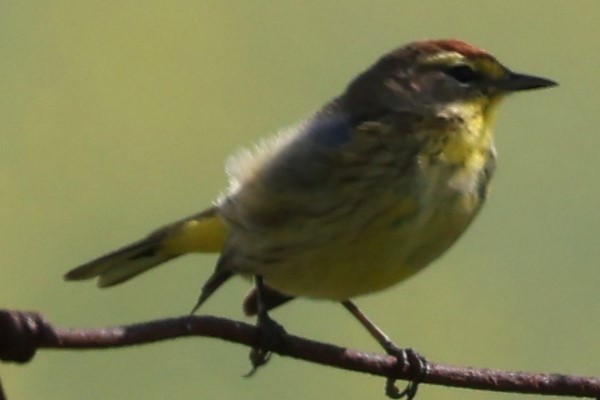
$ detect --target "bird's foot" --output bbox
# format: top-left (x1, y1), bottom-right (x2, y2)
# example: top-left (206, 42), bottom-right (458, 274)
top-left (244, 311), bottom-right (287, 377)
top-left (384, 346), bottom-right (428, 399)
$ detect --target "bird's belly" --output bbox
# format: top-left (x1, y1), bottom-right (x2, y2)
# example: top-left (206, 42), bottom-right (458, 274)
top-left (261, 189), bottom-right (481, 300)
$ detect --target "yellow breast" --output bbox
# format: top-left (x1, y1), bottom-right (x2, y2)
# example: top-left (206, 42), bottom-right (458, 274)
top-left (248, 99), bottom-right (498, 300)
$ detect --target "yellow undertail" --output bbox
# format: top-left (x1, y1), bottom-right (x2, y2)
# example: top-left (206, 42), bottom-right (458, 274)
top-left (64, 207), bottom-right (227, 287)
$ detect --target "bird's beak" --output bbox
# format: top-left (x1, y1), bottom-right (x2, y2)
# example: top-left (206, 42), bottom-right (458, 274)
top-left (495, 71), bottom-right (558, 92)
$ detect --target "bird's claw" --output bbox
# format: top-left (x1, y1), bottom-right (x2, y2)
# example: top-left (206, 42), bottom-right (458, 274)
top-left (244, 312), bottom-right (287, 377)
top-left (385, 347), bottom-right (428, 400)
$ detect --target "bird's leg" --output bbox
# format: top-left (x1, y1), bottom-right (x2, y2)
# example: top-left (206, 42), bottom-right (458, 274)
top-left (246, 275), bottom-right (288, 376)
top-left (341, 300), bottom-right (428, 400)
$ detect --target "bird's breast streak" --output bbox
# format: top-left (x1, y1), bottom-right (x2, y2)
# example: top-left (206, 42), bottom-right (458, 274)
top-left (259, 161), bottom-right (487, 301)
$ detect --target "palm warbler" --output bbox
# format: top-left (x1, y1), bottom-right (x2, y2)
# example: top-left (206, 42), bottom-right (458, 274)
top-left (65, 39), bottom-right (556, 398)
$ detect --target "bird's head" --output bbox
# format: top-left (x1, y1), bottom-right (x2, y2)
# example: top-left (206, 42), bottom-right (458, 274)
top-left (343, 39), bottom-right (557, 123)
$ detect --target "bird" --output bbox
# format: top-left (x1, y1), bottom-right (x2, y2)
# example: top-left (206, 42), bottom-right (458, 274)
top-left (64, 39), bottom-right (557, 399)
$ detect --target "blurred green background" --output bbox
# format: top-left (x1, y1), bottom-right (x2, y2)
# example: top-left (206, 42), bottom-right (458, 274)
top-left (1, 1), bottom-right (598, 399)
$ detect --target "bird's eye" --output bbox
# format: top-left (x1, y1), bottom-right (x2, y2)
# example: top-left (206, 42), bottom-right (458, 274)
top-left (443, 65), bottom-right (482, 84)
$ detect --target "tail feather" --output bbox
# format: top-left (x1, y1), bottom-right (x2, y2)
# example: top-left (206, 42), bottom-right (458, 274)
top-left (64, 206), bottom-right (227, 287)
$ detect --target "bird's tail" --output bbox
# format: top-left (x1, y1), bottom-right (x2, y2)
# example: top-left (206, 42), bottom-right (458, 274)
top-left (64, 207), bottom-right (227, 287)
